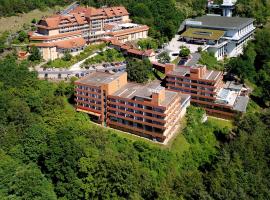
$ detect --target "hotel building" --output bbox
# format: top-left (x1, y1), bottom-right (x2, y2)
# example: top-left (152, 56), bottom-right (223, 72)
top-left (29, 6), bottom-right (149, 61)
top-left (166, 65), bottom-right (249, 119)
top-left (74, 71), bottom-right (190, 142)
top-left (180, 15), bottom-right (255, 60)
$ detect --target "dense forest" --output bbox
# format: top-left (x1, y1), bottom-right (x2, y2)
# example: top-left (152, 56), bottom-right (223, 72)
top-left (227, 23), bottom-right (270, 106)
top-left (1, 0), bottom-right (270, 199)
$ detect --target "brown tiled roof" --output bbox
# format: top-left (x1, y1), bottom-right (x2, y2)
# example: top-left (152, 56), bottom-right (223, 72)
top-left (38, 13), bottom-right (87, 29)
top-left (73, 13), bottom-right (85, 25)
top-left (103, 37), bottom-right (154, 57)
top-left (29, 30), bottom-right (82, 41)
top-left (127, 48), bottom-right (143, 55)
top-left (143, 49), bottom-right (154, 56)
top-left (120, 44), bottom-right (131, 50)
top-left (70, 6), bottom-right (129, 18)
top-left (33, 37), bottom-right (86, 49)
top-left (55, 37), bottom-right (86, 49)
top-left (44, 16), bottom-right (61, 29)
top-left (33, 43), bottom-right (55, 47)
top-left (36, 6), bottom-right (129, 30)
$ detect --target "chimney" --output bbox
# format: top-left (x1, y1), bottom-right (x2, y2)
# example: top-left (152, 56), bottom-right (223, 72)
top-left (151, 87), bottom-right (165, 105)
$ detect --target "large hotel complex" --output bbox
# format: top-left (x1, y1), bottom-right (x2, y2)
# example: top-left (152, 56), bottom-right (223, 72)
top-left (29, 5), bottom-right (149, 60)
top-left (75, 71), bottom-right (190, 142)
top-left (29, 4), bottom-right (251, 142)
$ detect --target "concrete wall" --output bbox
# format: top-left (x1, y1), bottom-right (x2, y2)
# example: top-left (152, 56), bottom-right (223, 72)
top-left (103, 72), bottom-right (128, 95)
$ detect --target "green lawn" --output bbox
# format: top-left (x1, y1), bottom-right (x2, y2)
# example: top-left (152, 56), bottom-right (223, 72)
top-left (43, 43), bottom-right (106, 68)
top-left (207, 116), bottom-right (234, 130)
top-left (83, 48), bottom-right (125, 66)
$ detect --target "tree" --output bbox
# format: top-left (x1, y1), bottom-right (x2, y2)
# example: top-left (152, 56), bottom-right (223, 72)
top-left (8, 164), bottom-right (57, 200)
top-left (29, 46), bottom-right (41, 61)
top-left (179, 47), bottom-right (190, 57)
top-left (18, 30), bottom-right (27, 42)
top-left (31, 18), bottom-right (37, 24)
top-left (126, 58), bottom-right (153, 83)
top-left (0, 151), bottom-right (57, 200)
top-left (199, 51), bottom-right (222, 70)
top-left (138, 38), bottom-right (158, 50)
top-left (63, 50), bottom-right (72, 61)
top-left (157, 51), bottom-right (170, 64)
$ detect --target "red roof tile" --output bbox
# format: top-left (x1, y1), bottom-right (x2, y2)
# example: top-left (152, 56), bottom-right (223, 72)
top-left (29, 31), bottom-right (82, 41)
top-left (33, 37), bottom-right (86, 49)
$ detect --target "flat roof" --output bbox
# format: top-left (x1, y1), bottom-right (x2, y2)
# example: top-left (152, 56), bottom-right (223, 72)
top-left (187, 15), bottom-right (254, 30)
top-left (225, 81), bottom-right (243, 91)
top-left (76, 71), bottom-right (125, 86)
top-left (181, 28), bottom-right (225, 40)
top-left (167, 66), bottom-right (222, 81)
top-left (112, 80), bottom-right (179, 107)
top-left (233, 96), bottom-right (249, 112)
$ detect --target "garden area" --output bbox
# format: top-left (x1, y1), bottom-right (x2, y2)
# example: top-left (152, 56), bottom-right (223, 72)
top-left (43, 43), bottom-right (106, 69)
top-left (83, 48), bottom-right (124, 67)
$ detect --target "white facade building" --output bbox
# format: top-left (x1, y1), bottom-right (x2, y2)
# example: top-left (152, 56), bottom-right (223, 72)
top-left (181, 15), bottom-right (255, 60)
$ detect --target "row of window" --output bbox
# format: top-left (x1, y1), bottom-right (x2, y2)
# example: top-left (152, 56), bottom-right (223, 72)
top-left (77, 97), bottom-right (101, 105)
top-left (167, 77), bottom-right (215, 86)
top-left (168, 85), bottom-right (214, 97)
top-left (168, 81), bottom-right (215, 92)
top-left (77, 103), bottom-right (101, 111)
top-left (109, 117), bottom-right (164, 134)
top-left (193, 102), bottom-right (234, 113)
top-left (109, 110), bottom-right (164, 125)
top-left (109, 99), bottom-right (165, 113)
top-left (77, 86), bottom-right (101, 93)
top-left (76, 92), bottom-right (101, 99)
top-left (58, 46), bottom-right (84, 53)
top-left (109, 104), bottom-right (165, 119)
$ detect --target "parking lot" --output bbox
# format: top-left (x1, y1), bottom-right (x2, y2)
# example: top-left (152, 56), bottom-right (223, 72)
top-left (164, 34), bottom-right (206, 60)
top-left (38, 61), bottom-right (127, 80)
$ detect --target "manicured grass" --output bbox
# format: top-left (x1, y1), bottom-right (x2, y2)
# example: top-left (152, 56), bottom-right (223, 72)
top-left (207, 116), bottom-right (233, 130)
top-left (166, 118), bottom-right (190, 155)
top-left (83, 48), bottom-right (125, 66)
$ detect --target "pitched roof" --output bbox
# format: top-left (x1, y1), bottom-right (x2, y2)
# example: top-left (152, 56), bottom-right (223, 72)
top-left (33, 37), bottom-right (86, 49)
top-left (70, 6), bottom-right (129, 18)
top-left (55, 37), bottom-right (86, 49)
top-left (29, 31), bottom-right (82, 41)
